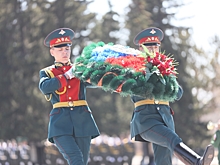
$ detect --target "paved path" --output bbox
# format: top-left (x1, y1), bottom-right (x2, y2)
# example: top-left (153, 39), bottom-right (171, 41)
top-left (131, 153), bottom-right (219, 165)
top-left (132, 142), bottom-right (219, 165)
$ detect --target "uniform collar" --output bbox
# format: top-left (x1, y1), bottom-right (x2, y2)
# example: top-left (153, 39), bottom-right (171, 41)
top-left (54, 61), bottom-right (72, 67)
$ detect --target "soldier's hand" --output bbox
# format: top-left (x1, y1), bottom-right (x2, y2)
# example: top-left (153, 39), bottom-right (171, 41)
top-left (64, 66), bottom-right (75, 79)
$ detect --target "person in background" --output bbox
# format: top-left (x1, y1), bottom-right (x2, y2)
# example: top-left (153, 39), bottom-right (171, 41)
top-left (38, 28), bottom-right (100, 165)
top-left (130, 27), bottom-right (214, 165)
top-left (140, 142), bottom-right (155, 165)
top-left (211, 119), bottom-right (220, 165)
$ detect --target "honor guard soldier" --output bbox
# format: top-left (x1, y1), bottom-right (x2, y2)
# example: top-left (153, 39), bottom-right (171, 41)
top-left (39, 28), bottom-right (100, 165)
top-left (211, 119), bottom-right (220, 165)
top-left (130, 27), bottom-right (215, 165)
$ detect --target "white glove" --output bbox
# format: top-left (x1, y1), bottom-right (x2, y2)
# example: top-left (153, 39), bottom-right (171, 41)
top-left (64, 66), bottom-right (75, 79)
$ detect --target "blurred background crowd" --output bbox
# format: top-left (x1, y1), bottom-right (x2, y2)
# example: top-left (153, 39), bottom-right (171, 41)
top-left (0, 135), bottom-right (135, 165)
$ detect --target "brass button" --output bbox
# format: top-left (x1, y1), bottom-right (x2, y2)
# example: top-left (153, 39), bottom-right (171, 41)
top-left (68, 102), bottom-right (74, 106)
top-left (70, 108), bottom-right (73, 110)
top-left (155, 100), bottom-right (159, 104)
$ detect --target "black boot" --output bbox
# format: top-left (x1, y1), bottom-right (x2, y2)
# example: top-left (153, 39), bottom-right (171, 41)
top-left (174, 142), bottom-right (214, 165)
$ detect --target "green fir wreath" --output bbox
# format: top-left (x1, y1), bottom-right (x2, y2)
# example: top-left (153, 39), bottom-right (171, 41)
top-left (74, 41), bottom-right (179, 102)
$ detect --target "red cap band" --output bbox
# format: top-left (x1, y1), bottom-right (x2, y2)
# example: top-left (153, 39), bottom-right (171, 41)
top-left (50, 36), bottom-right (72, 47)
top-left (138, 36), bottom-right (160, 45)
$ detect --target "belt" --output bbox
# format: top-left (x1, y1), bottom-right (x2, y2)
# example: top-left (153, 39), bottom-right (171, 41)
top-left (134, 99), bottom-right (169, 108)
top-left (53, 100), bottom-right (88, 108)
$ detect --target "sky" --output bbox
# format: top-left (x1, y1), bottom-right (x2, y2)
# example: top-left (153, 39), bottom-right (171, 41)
top-left (177, 0), bottom-right (220, 49)
top-left (88, 0), bottom-right (220, 51)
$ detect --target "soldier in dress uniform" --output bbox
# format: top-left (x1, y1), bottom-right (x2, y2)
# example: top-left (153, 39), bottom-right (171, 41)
top-left (39, 28), bottom-right (100, 165)
top-left (130, 27), bottom-right (215, 165)
top-left (211, 119), bottom-right (220, 165)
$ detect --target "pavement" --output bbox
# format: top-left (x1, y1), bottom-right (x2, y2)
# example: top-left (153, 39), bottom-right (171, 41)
top-left (131, 142), bottom-right (219, 165)
top-left (131, 150), bottom-right (219, 165)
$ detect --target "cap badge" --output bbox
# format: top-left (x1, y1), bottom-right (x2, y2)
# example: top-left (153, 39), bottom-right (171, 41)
top-left (150, 29), bottom-right (156, 34)
top-left (59, 29), bottom-right (66, 35)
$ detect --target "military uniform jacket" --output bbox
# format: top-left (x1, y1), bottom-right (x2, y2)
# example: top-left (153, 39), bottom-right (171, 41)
top-left (39, 63), bottom-right (100, 143)
top-left (130, 86), bottom-right (183, 141)
top-left (211, 130), bottom-right (220, 148)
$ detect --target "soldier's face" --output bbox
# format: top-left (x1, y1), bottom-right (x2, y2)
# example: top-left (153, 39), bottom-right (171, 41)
top-left (50, 46), bottom-right (71, 63)
top-left (139, 45), bottom-right (159, 53)
top-left (146, 45), bottom-right (159, 53)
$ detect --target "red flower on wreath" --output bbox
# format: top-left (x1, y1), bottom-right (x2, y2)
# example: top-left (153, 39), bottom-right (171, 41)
top-left (147, 52), bottom-right (177, 76)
